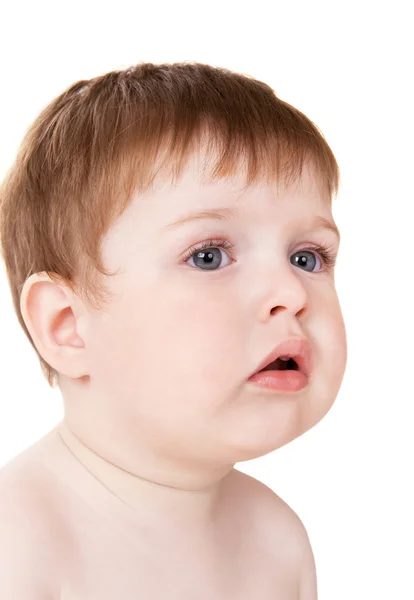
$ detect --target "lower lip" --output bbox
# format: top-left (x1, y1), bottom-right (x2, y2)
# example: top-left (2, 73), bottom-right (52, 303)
top-left (247, 370), bottom-right (309, 392)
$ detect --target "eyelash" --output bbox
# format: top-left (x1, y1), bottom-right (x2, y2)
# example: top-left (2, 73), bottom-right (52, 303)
top-left (182, 238), bottom-right (337, 270)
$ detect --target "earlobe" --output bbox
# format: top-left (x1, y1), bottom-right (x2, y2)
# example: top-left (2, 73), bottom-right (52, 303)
top-left (20, 273), bottom-right (88, 379)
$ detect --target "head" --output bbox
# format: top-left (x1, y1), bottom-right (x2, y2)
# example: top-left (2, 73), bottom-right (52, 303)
top-left (0, 62), bottom-right (346, 481)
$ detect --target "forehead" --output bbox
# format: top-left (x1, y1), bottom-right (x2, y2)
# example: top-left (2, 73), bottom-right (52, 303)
top-left (101, 153), bottom-right (337, 270)
top-left (135, 152), bottom-right (330, 225)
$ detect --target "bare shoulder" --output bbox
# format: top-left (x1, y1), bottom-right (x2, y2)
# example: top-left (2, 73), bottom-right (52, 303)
top-left (0, 451), bottom-right (66, 599)
top-left (228, 468), bottom-right (311, 540)
top-left (230, 469), bottom-right (318, 599)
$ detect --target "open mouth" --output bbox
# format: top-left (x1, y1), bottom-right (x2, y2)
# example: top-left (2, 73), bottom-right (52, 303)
top-left (249, 338), bottom-right (312, 381)
top-left (259, 357), bottom-right (299, 372)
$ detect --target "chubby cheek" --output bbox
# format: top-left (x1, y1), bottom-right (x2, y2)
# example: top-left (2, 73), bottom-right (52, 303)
top-left (90, 281), bottom-right (242, 413)
top-left (149, 286), bottom-right (242, 384)
top-left (306, 296), bottom-right (347, 426)
top-left (324, 299), bottom-right (347, 380)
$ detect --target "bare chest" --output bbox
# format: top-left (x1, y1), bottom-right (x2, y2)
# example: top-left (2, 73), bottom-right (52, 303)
top-left (56, 524), bottom-right (298, 600)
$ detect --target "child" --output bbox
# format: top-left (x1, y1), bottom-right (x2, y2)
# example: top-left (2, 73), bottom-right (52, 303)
top-left (0, 62), bottom-right (347, 598)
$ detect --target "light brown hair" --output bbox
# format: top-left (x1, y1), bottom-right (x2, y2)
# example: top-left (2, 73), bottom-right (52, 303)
top-left (0, 61), bottom-right (340, 388)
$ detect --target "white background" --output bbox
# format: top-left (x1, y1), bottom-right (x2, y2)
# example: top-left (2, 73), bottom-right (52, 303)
top-left (1, 1), bottom-right (413, 598)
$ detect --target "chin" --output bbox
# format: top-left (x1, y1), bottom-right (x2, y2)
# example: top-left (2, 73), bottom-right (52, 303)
top-left (219, 432), bottom-right (297, 464)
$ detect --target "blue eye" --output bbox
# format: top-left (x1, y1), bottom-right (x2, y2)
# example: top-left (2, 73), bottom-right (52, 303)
top-left (185, 243), bottom-right (233, 270)
top-left (183, 239), bottom-right (337, 272)
top-left (291, 250), bottom-right (320, 272)
top-left (291, 246), bottom-right (337, 272)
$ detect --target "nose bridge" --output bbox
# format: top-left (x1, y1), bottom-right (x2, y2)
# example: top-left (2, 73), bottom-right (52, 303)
top-left (255, 259), bottom-right (309, 320)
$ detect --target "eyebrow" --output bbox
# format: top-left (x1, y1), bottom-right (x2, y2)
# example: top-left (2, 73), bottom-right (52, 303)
top-left (164, 207), bottom-right (340, 242)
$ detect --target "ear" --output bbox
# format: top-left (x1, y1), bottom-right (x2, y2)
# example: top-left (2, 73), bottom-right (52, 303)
top-left (19, 273), bottom-right (89, 380)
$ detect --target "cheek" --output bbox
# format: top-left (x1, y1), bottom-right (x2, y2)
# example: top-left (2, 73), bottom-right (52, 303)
top-left (150, 288), bottom-right (242, 380)
top-left (89, 283), bottom-right (241, 392)
top-left (326, 298), bottom-right (347, 372)
top-left (309, 296), bottom-right (347, 402)
top-left (311, 283), bottom-right (347, 353)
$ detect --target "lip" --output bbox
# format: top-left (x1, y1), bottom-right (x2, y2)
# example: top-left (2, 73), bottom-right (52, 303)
top-left (248, 337), bottom-right (313, 380)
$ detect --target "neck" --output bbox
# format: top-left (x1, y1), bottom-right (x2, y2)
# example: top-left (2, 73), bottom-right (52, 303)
top-left (55, 420), bottom-right (235, 532)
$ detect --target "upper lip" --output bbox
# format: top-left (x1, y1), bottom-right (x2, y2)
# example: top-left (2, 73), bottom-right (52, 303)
top-left (249, 337), bottom-right (313, 378)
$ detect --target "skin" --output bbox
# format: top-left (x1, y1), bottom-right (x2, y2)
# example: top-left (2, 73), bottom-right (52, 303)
top-left (1, 148), bottom-right (347, 598)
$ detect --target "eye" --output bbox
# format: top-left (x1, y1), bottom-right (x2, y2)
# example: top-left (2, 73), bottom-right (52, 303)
top-left (184, 240), bottom-right (234, 271)
top-left (182, 240), bottom-right (336, 272)
top-left (290, 246), bottom-right (335, 273)
top-left (290, 250), bottom-right (320, 272)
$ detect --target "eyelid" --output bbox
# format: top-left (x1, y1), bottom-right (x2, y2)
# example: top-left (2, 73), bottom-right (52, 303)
top-left (181, 237), bottom-right (235, 263)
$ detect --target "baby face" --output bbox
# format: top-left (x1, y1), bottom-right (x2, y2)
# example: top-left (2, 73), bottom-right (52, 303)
top-left (73, 152), bottom-right (347, 467)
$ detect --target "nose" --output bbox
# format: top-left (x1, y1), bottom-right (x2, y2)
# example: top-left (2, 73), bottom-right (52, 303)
top-left (256, 262), bottom-right (309, 322)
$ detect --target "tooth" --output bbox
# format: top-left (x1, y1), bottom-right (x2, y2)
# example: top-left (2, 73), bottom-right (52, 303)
top-left (279, 356), bottom-right (290, 361)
